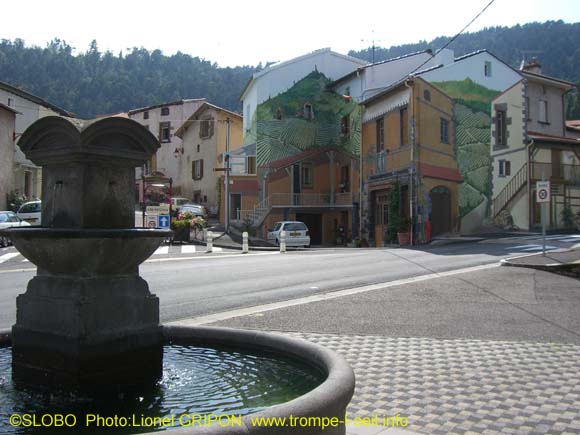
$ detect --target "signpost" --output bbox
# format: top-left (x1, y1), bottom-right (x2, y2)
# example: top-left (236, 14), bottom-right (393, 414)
top-left (536, 181), bottom-right (550, 256)
top-left (158, 215), bottom-right (170, 229)
top-left (146, 215), bottom-right (158, 228)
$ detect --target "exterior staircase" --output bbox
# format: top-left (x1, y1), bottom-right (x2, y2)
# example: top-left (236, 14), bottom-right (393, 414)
top-left (492, 163), bottom-right (527, 217)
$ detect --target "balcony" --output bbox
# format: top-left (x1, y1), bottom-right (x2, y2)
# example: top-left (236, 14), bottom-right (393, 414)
top-left (367, 151), bottom-right (387, 178)
top-left (269, 192), bottom-right (353, 207)
top-left (531, 162), bottom-right (580, 184)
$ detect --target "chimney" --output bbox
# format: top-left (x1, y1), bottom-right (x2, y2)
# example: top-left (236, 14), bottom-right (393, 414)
top-left (522, 57), bottom-right (542, 74)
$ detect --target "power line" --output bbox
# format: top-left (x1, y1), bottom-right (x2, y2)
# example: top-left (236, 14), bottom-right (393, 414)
top-left (408, 0), bottom-right (497, 77)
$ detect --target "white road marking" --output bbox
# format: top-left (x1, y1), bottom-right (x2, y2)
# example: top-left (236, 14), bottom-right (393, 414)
top-left (181, 245), bottom-right (197, 254)
top-left (170, 263), bottom-right (501, 326)
top-left (153, 246), bottom-right (169, 255)
top-left (0, 253), bottom-right (19, 264)
top-left (511, 244), bottom-right (559, 252)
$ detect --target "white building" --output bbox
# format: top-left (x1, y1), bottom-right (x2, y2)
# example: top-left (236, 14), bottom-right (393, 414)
top-left (490, 61), bottom-right (578, 230)
top-left (240, 48), bottom-right (368, 133)
top-left (331, 49), bottom-right (453, 101)
top-left (128, 99), bottom-right (205, 195)
top-left (0, 104), bottom-right (18, 209)
top-left (417, 49), bottom-right (522, 92)
top-left (0, 80), bottom-right (74, 201)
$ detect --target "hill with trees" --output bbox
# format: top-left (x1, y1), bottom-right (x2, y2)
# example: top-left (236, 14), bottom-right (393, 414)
top-left (0, 20), bottom-right (579, 119)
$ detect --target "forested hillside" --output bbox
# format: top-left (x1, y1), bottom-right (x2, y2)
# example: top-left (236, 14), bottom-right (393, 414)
top-left (1, 20), bottom-right (579, 119)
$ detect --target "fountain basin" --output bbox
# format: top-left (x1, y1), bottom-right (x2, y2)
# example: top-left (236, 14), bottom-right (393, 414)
top-left (0, 325), bottom-right (355, 435)
top-left (6, 228), bottom-right (170, 275)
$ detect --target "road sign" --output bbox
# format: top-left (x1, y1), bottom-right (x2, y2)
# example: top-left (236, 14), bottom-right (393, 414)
top-left (146, 204), bottom-right (170, 214)
top-left (146, 215), bottom-right (158, 228)
top-left (158, 215), bottom-right (170, 228)
top-left (536, 181), bottom-right (551, 203)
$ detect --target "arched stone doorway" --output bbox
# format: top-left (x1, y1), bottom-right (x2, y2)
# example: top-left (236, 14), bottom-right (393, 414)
top-left (430, 186), bottom-right (451, 236)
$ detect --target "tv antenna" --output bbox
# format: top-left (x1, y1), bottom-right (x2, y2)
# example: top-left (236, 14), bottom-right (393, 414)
top-left (361, 30), bottom-right (387, 64)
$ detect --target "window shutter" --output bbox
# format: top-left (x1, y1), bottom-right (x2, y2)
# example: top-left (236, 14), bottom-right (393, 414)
top-left (192, 161), bottom-right (196, 180)
top-left (209, 118), bottom-right (214, 137)
top-left (200, 159), bottom-right (204, 179)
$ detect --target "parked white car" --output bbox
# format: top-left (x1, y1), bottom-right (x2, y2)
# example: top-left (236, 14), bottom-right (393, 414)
top-left (17, 200), bottom-right (41, 225)
top-left (267, 221), bottom-right (311, 248)
top-left (0, 211), bottom-right (31, 247)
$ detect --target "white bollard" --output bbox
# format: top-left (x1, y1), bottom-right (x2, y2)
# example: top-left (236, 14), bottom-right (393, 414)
top-left (280, 230), bottom-right (286, 253)
top-left (206, 231), bottom-right (213, 253)
top-left (242, 232), bottom-right (249, 254)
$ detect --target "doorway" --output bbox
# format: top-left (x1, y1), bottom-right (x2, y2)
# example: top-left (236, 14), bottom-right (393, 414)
top-left (430, 186), bottom-right (451, 236)
top-left (296, 213), bottom-right (322, 245)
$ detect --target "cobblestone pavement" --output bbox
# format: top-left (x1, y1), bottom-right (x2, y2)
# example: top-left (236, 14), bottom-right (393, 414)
top-left (288, 333), bottom-right (580, 435)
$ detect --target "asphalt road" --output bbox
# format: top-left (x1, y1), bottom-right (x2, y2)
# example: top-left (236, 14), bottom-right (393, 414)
top-left (0, 233), bottom-right (578, 330)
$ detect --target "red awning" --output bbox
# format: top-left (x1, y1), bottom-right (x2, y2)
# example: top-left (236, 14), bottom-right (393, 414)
top-left (420, 163), bottom-right (463, 183)
top-left (231, 180), bottom-right (259, 191)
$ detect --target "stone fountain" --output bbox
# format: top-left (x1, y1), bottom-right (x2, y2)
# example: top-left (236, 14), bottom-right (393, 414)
top-left (4, 115), bottom-right (355, 435)
top-left (8, 116), bottom-right (169, 389)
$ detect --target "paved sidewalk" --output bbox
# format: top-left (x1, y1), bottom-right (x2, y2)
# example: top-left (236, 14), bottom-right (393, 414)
top-left (502, 247), bottom-right (580, 277)
top-left (200, 266), bottom-right (580, 435)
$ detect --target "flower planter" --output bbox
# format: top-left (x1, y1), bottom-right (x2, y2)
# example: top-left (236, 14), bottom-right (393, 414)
top-left (172, 226), bottom-right (191, 243)
top-left (397, 231), bottom-right (410, 246)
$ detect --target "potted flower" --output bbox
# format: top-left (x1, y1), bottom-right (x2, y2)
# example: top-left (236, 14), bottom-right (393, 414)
top-left (171, 219), bottom-right (191, 243)
top-left (397, 218), bottom-right (411, 246)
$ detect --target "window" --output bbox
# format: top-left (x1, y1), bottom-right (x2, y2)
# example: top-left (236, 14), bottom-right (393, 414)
top-left (340, 165), bottom-right (350, 192)
top-left (144, 111), bottom-right (149, 120)
top-left (423, 90), bottom-right (431, 101)
top-left (440, 118), bottom-right (450, 144)
top-left (161, 107), bottom-right (170, 116)
top-left (495, 110), bottom-right (507, 146)
top-left (539, 100), bottom-right (548, 123)
top-left (197, 144), bottom-right (200, 152)
top-left (340, 115), bottom-right (350, 136)
top-left (159, 122), bottom-right (171, 142)
top-left (303, 103), bottom-right (314, 120)
top-left (301, 163), bottom-right (313, 188)
top-left (525, 97), bottom-right (531, 120)
top-left (400, 108), bottom-right (408, 146)
top-left (246, 156), bottom-right (256, 175)
top-left (200, 117), bottom-right (214, 138)
top-left (192, 159), bottom-right (204, 180)
top-left (376, 118), bottom-right (385, 153)
top-left (498, 160), bottom-right (511, 177)
top-left (345, 86), bottom-right (351, 97)
top-left (7, 98), bottom-right (13, 107)
top-left (24, 171), bottom-right (32, 198)
top-left (484, 61), bottom-right (492, 77)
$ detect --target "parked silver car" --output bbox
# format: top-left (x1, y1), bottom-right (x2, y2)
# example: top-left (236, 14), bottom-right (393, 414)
top-left (267, 221), bottom-right (311, 248)
top-left (0, 211), bottom-right (31, 247)
top-left (17, 200), bottom-right (41, 225)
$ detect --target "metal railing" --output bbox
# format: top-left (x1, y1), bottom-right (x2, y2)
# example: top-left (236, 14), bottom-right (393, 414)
top-left (367, 150), bottom-right (387, 176)
top-left (492, 163), bottom-right (527, 217)
top-left (531, 162), bottom-right (580, 183)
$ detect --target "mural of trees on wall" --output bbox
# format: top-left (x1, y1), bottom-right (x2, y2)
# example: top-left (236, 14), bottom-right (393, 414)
top-left (245, 71), bottom-right (361, 167)
top-left (432, 79), bottom-right (500, 219)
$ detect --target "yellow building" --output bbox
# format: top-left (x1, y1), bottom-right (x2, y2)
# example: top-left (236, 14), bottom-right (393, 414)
top-left (361, 77), bottom-right (462, 245)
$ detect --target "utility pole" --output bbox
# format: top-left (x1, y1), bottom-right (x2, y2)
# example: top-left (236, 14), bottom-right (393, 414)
top-left (225, 117), bottom-right (231, 232)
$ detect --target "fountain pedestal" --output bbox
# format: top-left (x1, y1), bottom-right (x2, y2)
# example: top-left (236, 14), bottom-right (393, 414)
top-left (9, 116), bottom-right (169, 389)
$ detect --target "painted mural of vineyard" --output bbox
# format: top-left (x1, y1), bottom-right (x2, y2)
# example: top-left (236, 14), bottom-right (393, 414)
top-left (432, 80), bottom-right (500, 225)
top-left (245, 71), bottom-right (361, 167)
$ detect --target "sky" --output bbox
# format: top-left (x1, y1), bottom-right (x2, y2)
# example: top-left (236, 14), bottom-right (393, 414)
top-left (3, 0), bottom-right (580, 68)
